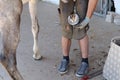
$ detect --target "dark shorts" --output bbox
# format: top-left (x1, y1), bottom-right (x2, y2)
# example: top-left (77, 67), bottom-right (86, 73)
top-left (59, 0), bottom-right (89, 40)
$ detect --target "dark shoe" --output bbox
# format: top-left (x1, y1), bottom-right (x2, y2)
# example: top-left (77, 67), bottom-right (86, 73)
top-left (76, 62), bottom-right (89, 78)
top-left (58, 59), bottom-right (69, 74)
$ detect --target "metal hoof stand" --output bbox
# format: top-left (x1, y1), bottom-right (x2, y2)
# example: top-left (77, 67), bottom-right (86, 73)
top-left (103, 37), bottom-right (120, 80)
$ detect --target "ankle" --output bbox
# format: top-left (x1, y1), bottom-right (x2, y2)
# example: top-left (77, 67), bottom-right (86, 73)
top-left (63, 56), bottom-right (69, 62)
top-left (81, 58), bottom-right (89, 64)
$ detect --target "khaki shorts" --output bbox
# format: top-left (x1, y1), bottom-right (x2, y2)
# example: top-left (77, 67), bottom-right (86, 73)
top-left (59, 0), bottom-right (89, 40)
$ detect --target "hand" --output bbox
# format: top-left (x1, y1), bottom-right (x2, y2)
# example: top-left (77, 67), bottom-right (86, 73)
top-left (76, 17), bottom-right (90, 29)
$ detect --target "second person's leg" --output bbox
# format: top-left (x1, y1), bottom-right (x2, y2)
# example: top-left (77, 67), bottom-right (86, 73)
top-left (76, 35), bottom-right (89, 77)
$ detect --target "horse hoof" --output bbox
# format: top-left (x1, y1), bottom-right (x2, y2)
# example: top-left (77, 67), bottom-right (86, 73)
top-left (33, 54), bottom-right (42, 60)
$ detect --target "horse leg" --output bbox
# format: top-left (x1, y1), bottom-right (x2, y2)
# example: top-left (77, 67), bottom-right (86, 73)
top-left (0, 15), bottom-right (23, 80)
top-left (29, 0), bottom-right (42, 60)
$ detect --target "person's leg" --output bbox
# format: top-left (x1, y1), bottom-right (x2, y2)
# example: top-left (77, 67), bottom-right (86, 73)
top-left (58, 0), bottom-right (74, 74)
top-left (58, 36), bottom-right (71, 74)
top-left (62, 36), bottom-right (71, 57)
top-left (76, 35), bottom-right (89, 77)
top-left (79, 35), bottom-right (89, 59)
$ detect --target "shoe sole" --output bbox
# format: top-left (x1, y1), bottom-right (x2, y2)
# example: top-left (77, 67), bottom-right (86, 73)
top-left (59, 70), bottom-right (68, 74)
top-left (58, 64), bottom-right (69, 74)
top-left (76, 73), bottom-right (84, 78)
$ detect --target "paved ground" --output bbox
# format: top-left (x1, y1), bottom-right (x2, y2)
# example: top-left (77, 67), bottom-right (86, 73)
top-left (0, 1), bottom-right (120, 80)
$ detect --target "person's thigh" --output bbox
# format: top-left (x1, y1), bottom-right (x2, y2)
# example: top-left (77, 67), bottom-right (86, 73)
top-left (59, 0), bottom-right (89, 40)
top-left (59, 0), bottom-right (74, 39)
top-left (73, 0), bottom-right (89, 40)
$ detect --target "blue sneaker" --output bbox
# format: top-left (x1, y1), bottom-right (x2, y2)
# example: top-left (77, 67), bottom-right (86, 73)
top-left (76, 62), bottom-right (89, 78)
top-left (58, 59), bottom-right (69, 74)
